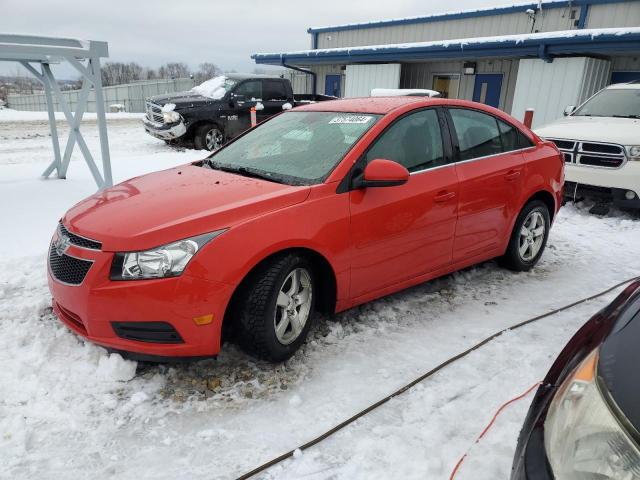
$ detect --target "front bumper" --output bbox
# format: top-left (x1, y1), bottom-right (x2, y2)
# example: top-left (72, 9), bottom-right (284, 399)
top-left (142, 116), bottom-right (187, 141)
top-left (565, 161), bottom-right (640, 208)
top-left (47, 238), bottom-right (235, 358)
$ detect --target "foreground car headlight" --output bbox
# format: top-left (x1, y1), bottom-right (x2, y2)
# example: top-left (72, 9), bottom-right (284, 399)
top-left (110, 230), bottom-right (225, 280)
top-left (627, 146), bottom-right (640, 160)
top-left (545, 349), bottom-right (640, 479)
top-left (163, 111), bottom-right (181, 123)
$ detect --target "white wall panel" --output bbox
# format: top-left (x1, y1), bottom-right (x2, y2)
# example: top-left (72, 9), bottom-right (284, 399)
top-left (344, 64), bottom-right (401, 97)
top-left (511, 57), bottom-right (610, 128)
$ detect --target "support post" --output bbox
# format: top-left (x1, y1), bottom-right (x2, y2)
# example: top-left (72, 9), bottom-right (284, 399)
top-left (524, 108), bottom-right (535, 128)
top-left (90, 56), bottom-right (113, 187)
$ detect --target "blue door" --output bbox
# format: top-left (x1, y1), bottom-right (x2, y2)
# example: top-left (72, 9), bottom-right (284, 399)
top-left (325, 74), bottom-right (341, 97)
top-left (611, 71), bottom-right (640, 84)
top-left (472, 74), bottom-right (503, 108)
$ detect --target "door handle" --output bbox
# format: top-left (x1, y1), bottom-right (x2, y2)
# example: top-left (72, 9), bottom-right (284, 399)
top-left (434, 191), bottom-right (456, 203)
top-left (505, 170), bottom-right (521, 181)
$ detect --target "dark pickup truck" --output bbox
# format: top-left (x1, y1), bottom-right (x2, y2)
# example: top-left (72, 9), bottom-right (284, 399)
top-left (143, 73), bottom-right (333, 150)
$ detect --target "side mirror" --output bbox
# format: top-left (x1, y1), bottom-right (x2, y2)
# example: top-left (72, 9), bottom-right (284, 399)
top-left (563, 105), bottom-right (576, 116)
top-left (230, 93), bottom-right (246, 107)
top-left (353, 159), bottom-right (409, 188)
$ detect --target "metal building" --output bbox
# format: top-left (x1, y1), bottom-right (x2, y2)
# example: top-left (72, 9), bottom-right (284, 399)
top-left (253, 0), bottom-right (640, 126)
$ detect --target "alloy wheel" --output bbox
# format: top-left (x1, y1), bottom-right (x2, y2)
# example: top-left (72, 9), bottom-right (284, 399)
top-left (518, 211), bottom-right (546, 261)
top-left (205, 128), bottom-right (223, 151)
top-left (273, 268), bottom-right (313, 345)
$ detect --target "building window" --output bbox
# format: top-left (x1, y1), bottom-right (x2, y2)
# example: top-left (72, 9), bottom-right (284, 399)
top-left (432, 74), bottom-right (460, 99)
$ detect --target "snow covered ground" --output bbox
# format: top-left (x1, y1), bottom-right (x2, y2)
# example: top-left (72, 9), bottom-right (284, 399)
top-left (1, 109), bottom-right (639, 480)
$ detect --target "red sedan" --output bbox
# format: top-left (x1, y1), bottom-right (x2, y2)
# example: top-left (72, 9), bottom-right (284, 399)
top-left (48, 97), bottom-right (563, 362)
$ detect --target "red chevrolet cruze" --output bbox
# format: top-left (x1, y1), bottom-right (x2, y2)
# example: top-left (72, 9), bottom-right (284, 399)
top-left (48, 97), bottom-right (563, 362)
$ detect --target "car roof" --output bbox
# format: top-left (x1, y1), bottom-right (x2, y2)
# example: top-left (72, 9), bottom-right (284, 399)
top-left (294, 96), bottom-right (440, 114)
top-left (227, 73), bottom-right (282, 81)
top-left (606, 82), bottom-right (640, 90)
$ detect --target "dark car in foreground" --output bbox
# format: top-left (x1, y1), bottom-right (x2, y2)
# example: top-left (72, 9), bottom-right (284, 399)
top-left (512, 280), bottom-right (640, 479)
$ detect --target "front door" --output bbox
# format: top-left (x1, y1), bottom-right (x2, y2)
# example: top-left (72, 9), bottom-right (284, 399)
top-left (348, 108), bottom-right (458, 299)
top-left (226, 79), bottom-right (263, 138)
top-left (446, 107), bottom-right (524, 262)
top-left (472, 74), bottom-right (503, 108)
top-left (325, 75), bottom-right (341, 97)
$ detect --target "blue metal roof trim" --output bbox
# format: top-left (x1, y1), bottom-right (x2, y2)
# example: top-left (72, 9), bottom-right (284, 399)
top-left (306, 0), bottom-right (633, 34)
top-left (252, 29), bottom-right (640, 65)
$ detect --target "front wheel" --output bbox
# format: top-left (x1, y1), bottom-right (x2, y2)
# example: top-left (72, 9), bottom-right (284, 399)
top-left (233, 253), bottom-right (316, 362)
top-left (194, 124), bottom-right (224, 151)
top-left (500, 200), bottom-right (551, 271)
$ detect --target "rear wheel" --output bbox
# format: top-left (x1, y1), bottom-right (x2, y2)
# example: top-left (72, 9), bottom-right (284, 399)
top-left (194, 123), bottom-right (224, 151)
top-left (500, 200), bottom-right (550, 271)
top-left (233, 253), bottom-right (316, 362)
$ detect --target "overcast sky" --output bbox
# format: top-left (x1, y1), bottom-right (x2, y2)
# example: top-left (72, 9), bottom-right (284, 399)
top-left (2, 0), bottom-right (505, 78)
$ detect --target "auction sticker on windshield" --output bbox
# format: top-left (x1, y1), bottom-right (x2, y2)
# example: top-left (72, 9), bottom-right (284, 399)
top-left (329, 115), bottom-right (373, 124)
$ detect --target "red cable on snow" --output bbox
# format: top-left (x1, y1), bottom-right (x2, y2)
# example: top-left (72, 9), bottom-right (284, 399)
top-left (449, 381), bottom-right (543, 480)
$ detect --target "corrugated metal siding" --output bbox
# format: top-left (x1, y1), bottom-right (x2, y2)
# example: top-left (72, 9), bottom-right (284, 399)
top-left (315, 8), bottom-right (581, 49)
top-left (344, 64), bottom-right (401, 97)
top-left (586, 2), bottom-right (640, 28)
top-left (7, 78), bottom-right (195, 112)
top-left (510, 57), bottom-right (610, 128)
top-left (400, 59), bottom-right (519, 112)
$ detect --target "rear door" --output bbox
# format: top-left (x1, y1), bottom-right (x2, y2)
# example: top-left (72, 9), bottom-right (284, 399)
top-left (446, 107), bottom-right (525, 262)
top-left (348, 108), bottom-right (459, 299)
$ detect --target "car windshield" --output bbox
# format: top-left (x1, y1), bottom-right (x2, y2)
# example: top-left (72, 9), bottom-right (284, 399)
top-left (191, 76), bottom-right (237, 100)
top-left (573, 88), bottom-right (640, 118)
top-left (205, 111), bottom-right (381, 185)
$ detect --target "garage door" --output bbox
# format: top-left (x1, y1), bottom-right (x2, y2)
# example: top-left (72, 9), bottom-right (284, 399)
top-left (344, 64), bottom-right (401, 98)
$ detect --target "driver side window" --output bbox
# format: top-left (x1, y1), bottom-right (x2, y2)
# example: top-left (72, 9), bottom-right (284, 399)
top-left (234, 80), bottom-right (263, 100)
top-left (363, 109), bottom-right (445, 173)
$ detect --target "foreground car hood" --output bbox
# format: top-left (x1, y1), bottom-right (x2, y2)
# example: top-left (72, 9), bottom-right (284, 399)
top-left (598, 284), bottom-right (640, 434)
top-left (535, 116), bottom-right (640, 145)
top-left (63, 165), bottom-right (310, 251)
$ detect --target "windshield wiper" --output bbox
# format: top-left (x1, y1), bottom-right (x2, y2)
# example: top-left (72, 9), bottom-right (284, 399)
top-left (215, 164), bottom-right (283, 183)
top-left (612, 114), bottom-right (640, 119)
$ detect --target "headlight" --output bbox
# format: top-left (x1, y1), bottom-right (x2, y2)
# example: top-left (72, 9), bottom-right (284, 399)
top-left (110, 230), bottom-right (225, 280)
top-left (163, 111), bottom-right (181, 124)
top-left (627, 146), bottom-right (640, 160)
top-left (545, 349), bottom-right (640, 479)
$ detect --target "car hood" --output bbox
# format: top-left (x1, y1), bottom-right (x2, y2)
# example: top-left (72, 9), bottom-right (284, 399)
top-left (535, 115), bottom-right (640, 145)
top-left (598, 283), bottom-right (640, 434)
top-left (149, 91), bottom-right (218, 109)
top-left (63, 164), bottom-right (310, 251)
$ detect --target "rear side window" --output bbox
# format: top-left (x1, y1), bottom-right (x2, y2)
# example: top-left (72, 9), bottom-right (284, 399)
top-left (264, 80), bottom-right (289, 101)
top-left (364, 109), bottom-right (446, 173)
top-left (498, 119), bottom-right (534, 151)
top-left (449, 108), bottom-right (502, 160)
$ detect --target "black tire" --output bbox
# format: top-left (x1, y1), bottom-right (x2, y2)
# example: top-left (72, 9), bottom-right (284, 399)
top-left (499, 200), bottom-right (551, 272)
top-left (232, 253), bottom-right (316, 362)
top-left (193, 123), bottom-right (223, 151)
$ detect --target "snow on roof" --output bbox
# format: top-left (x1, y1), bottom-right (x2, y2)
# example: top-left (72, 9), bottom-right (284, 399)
top-left (253, 27), bottom-right (640, 60)
top-left (307, 0), bottom-right (568, 33)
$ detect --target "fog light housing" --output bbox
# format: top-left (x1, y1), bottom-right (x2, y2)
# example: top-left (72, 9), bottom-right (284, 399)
top-left (625, 190), bottom-right (636, 200)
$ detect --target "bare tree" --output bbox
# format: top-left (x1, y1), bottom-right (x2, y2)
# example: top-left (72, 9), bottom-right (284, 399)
top-left (194, 62), bottom-right (222, 83)
top-left (158, 62), bottom-right (190, 80)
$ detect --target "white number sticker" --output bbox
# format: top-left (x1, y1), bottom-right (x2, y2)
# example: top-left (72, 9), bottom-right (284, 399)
top-left (329, 115), bottom-right (373, 124)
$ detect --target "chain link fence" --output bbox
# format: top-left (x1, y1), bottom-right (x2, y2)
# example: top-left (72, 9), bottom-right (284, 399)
top-left (7, 78), bottom-right (196, 113)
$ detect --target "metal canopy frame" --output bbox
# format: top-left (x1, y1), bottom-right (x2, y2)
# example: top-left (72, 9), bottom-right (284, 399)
top-left (0, 34), bottom-right (112, 189)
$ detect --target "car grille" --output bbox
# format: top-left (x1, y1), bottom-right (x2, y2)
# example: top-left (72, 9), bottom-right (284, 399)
top-left (59, 222), bottom-right (101, 250)
top-left (48, 244), bottom-right (93, 285)
top-left (145, 101), bottom-right (164, 124)
top-left (547, 138), bottom-right (626, 168)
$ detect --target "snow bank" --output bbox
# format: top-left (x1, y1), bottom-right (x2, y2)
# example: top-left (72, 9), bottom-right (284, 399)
top-left (371, 88), bottom-right (440, 97)
top-left (0, 108), bottom-right (142, 122)
top-left (191, 75), bottom-right (228, 100)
